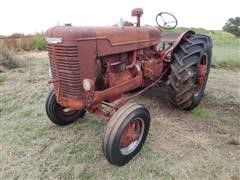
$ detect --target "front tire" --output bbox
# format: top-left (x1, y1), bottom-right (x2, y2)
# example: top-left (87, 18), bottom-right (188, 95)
top-left (102, 103), bottom-right (150, 166)
top-left (45, 90), bottom-right (86, 126)
top-left (168, 34), bottom-right (212, 110)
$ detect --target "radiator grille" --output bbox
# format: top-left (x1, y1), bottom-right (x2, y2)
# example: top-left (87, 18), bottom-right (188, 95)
top-left (47, 45), bottom-right (83, 98)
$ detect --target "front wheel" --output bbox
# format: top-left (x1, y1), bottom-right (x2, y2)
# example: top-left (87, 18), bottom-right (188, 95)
top-left (45, 90), bottom-right (86, 126)
top-left (102, 103), bottom-right (150, 166)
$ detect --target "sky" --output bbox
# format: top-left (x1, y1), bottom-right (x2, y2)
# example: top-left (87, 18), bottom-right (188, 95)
top-left (0, 0), bottom-right (239, 35)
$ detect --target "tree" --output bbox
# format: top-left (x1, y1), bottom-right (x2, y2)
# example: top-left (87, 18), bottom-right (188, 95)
top-left (223, 17), bottom-right (240, 38)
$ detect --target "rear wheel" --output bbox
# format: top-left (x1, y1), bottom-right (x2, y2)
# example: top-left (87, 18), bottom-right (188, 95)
top-left (45, 90), bottom-right (86, 126)
top-left (168, 34), bottom-right (212, 110)
top-left (102, 103), bottom-right (150, 166)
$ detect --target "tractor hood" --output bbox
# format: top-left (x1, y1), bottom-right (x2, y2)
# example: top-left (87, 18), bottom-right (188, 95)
top-left (45, 25), bottom-right (160, 42)
top-left (45, 26), bottom-right (161, 54)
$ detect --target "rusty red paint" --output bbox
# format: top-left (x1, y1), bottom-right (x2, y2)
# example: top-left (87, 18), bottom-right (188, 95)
top-left (126, 51), bottom-right (137, 69)
top-left (106, 70), bottom-right (133, 87)
top-left (159, 31), bottom-right (195, 61)
top-left (45, 9), bottom-right (193, 120)
top-left (91, 108), bottom-right (111, 121)
top-left (143, 58), bottom-right (163, 79)
top-left (44, 8), bottom-right (213, 166)
top-left (131, 8), bottom-right (143, 27)
top-left (195, 62), bottom-right (208, 94)
top-left (120, 120), bottom-right (141, 148)
top-left (46, 25), bottom-right (160, 109)
top-left (93, 75), bottom-right (143, 105)
top-left (110, 68), bottom-right (169, 112)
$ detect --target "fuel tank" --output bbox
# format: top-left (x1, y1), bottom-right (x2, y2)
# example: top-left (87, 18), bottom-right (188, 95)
top-left (45, 25), bottom-right (161, 56)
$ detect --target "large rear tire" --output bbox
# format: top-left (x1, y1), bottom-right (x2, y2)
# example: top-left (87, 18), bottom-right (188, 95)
top-left (45, 90), bottom-right (86, 126)
top-left (168, 34), bottom-right (212, 110)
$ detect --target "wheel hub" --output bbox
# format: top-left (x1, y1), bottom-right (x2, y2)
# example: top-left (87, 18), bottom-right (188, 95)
top-left (57, 104), bottom-right (77, 116)
top-left (119, 118), bottom-right (144, 155)
top-left (194, 54), bottom-right (208, 96)
top-left (120, 122), bottom-right (140, 147)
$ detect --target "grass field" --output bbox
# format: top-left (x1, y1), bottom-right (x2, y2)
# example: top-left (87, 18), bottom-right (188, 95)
top-left (1, 28), bottom-right (240, 179)
top-left (213, 46), bottom-right (240, 69)
top-left (1, 51), bottom-right (239, 179)
top-left (164, 28), bottom-right (240, 69)
top-left (211, 31), bottom-right (240, 69)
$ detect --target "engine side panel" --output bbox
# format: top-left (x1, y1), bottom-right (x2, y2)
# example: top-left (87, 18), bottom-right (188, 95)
top-left (95, 27), bottom-right (160, 56)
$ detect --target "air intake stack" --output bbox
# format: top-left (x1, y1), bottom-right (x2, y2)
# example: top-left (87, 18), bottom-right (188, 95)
top-left (131, 8), bottom-right (143, 27)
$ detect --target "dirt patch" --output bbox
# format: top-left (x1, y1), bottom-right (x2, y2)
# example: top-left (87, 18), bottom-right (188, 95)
top-left (206, 68), bottom-right (240, 104)
top-left (1, 52), bottom-right (239, 179)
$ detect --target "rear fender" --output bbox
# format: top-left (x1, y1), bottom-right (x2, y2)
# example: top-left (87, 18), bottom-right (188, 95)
top-left (161, 30), bottom-right (195, 54)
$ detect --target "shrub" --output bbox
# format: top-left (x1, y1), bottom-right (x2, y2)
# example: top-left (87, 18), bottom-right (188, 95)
top-left (0, 49), bottom-right (23, 69)
top-left (32, 35), bottom-right (46, 51)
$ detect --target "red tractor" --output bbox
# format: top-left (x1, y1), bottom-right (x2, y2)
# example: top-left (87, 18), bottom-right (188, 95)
top-left (45, 8), bottom-right (212, 166)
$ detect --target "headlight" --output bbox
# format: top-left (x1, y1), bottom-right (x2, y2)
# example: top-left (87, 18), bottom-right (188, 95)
top-left (82, 79), bottom-right (92, 91)
top-left (48, 67), bottom-right (52, 78)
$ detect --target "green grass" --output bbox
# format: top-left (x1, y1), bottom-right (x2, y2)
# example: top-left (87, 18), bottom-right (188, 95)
top-left (190, 107), bottom-right (215, 119)
top-left (0, 75), bottom-right (6, 85)
top-left (2, 94), bottom-right (15, 104)
top-left (14, 121), bottom-right (32, 131)
top-left (164, 27), bottom-right (240, 70)
top-left (212, 46), bottom-right (240, 69)
top-left (1, 31), bottom-right (240, 180)
top-left (166, 27), bottom-right (239, 46)
top-left (20, 109), bottom-right (33, 118)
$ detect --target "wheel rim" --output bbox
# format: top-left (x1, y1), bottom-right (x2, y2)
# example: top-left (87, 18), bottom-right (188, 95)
top-left (194, 54), bottom-right (208, 96)
top-left (119, 118), bottom-right (145, 155)
top-left (56, 104), bottom-right (78, 116)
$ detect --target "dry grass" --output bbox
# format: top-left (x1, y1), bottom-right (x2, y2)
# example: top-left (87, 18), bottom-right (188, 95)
top-left (1, 52), bottom-right (240, 179)
top-left (0, 75), bottom-right (6, 85)
top-left (0, 49), bottom-right (24, 69)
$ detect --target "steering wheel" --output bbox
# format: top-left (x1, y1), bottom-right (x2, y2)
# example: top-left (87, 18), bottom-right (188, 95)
top-left (156, 12), bottom-right (178, 30)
